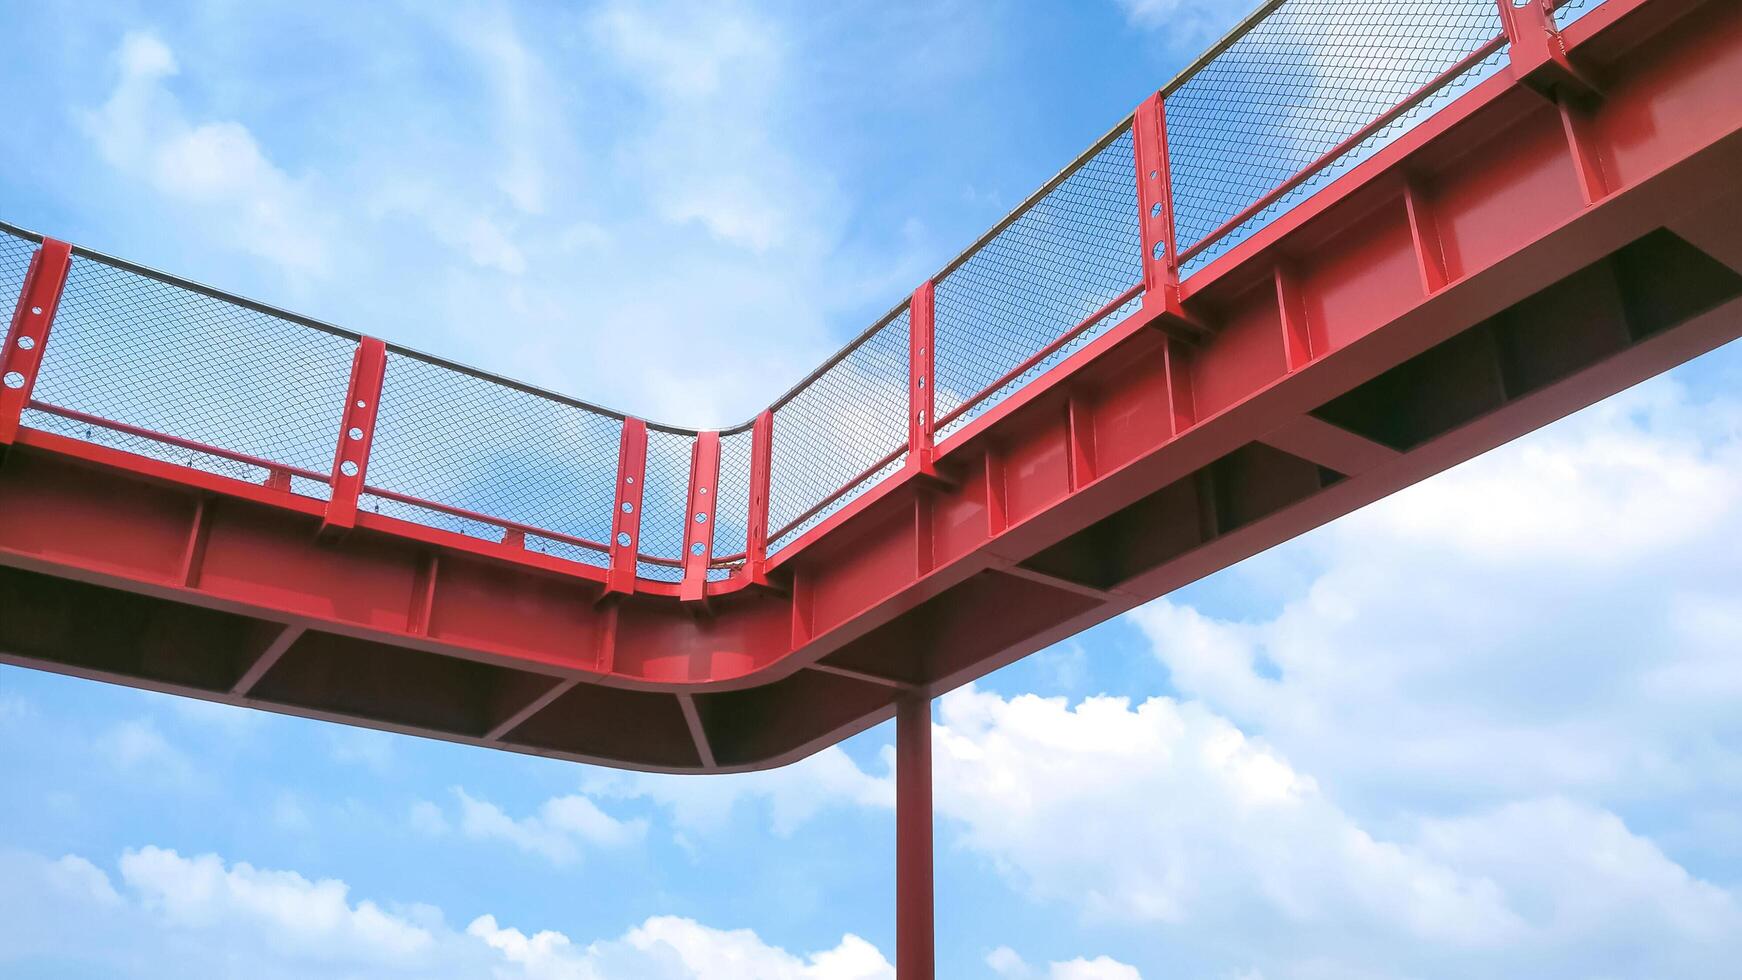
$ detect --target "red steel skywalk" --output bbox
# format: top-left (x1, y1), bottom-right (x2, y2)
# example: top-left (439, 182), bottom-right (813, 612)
top-left (3, 1), bottom-right (1741, 973)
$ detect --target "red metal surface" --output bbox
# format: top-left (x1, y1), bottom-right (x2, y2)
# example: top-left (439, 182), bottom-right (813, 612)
top-left (1132, 93), bottom-right (1185, 323)
top-left (907, 283), bottom-right (937, 477)
top-left (0, 238), bottom-right (70, 446)
top-left (746, 409), bottom-right (774, 586)
top-left (607, 418), bottom-right (648, 597)
top-left (681, 431), bottom-right (721, 603)
top-left (896, 695), bottom-right (934, 980)
top-left (1, 0), bottom-right (1739, 777)
top-left (323, 337), bottom-right (387, 532)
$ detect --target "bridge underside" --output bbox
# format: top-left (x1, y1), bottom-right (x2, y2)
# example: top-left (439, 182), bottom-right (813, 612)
top-left (2, 0), bottom-right (1740, 774)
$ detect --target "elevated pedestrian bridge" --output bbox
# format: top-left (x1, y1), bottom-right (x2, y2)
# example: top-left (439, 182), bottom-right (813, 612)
top-left (2, 0), bottom-right (1739, 773)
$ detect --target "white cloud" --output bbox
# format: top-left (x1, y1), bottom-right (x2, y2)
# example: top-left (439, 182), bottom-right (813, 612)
top-left (100, 717), bottom-right (200, 787)
top-left (1112, 0), bottom-right (1254, 46)
top-left (1130, 377), bottom-right (1742, 812)
top-left (442, 787), bottom-right (645, 864)
top-left (588, 744), bottom-right (892, 838)
top-left (987, 946), bottom-right (1145, 980)
top-left (80, 31), bottom-right (331, 275)
top-left (923, 683), bottom-right (1742, 977)
top-left (1050, 957), bottom-right (1144, 980)
top-left (120, 845), bottom-right (436, 964)
top-left (0, 845), bottom-right (890, 979)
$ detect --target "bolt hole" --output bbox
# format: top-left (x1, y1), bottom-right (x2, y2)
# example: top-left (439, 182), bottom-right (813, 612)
top-left (699, 487), bottom-right (708, 495)
top-left (356, 399), bottom-right (367, 409)
top-left (621, 501), bottom-right (634, 513)
top-left (1150, 202), bottom-right (1163, 218)
top-left (617, 531), bottom-right (632, 547)
top-left (348, 427), bottom-right (363, 441)
top-left (16, 335), bottom-right (35, 351)
top-left (2, 371), bottom-right (24, 390)
top-left (339, 460), bottom-right (359, 477)
top-left (625, 475), bottom-right (635, 485)
top-left (1149, 170), bottom-right (1158, 180)
top-left (30, 306), bottom-right (42, 316)
top-left (694, 512), bottom-right (707, 524)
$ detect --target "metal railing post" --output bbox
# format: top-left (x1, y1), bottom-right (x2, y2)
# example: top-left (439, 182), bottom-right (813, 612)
top-left (680, 430), bottom-right (721, 603)
top-left (745, 409), bottom-right (774, 585)
top-left (1133, 92), bottom-right (1188, 324)
top-left (907, 282), bottom-right (937, 477)
top-left (606, 417), bottom-right (649, 596)
top-left (1496, 0), bottom-right (1596, 99)
top-left (322, 336), bottom-right (387, 533)
top-left (0, 238), bottom-right (72, 447)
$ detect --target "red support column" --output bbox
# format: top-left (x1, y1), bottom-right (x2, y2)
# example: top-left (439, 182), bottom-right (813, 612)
top-left (896, 693), bottom-right (935, 980)
top-left (745, 409), bottom-right (774, 586)
top-left (606, 417), bottom-right (648, 597)
top-left (907, 282), bottom-right (938, 478)
top-left (322, 337), bottom-right (387, 533)
top-left (1133, 93), bottom-right (1188, 324)
top-left (680, 430), bottom-right (721, 603)
top-left (0, 238), bottom-right (72, 447)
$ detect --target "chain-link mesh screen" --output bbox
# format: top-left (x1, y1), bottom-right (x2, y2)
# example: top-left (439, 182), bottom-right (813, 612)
top-left (713, 427), bottom-right (754, 561)
top-left (0, 229), bottom-right (36, 315)
top-left (936, 291), bottom-right (1146, 444)
top-left (636, 428), bottom-right (694, 583)
top-left (29, 256), bottom-right (356, 485)
top-left (767, 309), bottom-right (911, 555)
top-left (368, 352), bottom-right (623, 546)
top-left (1553, 0), bottom-right (1604, 29)
top-left (1166, 0), bottom-right (1504, 275)
top-left (933, 128), bottom-right (1141, 429)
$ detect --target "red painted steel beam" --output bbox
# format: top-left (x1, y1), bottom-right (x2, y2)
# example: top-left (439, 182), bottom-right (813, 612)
top-left (606, 418), bottom-right (648, 597)
top-left (681, 431), bottom-right (721, 603)
top-left (745, 409), bottom-right (775, 587)
top-left (0, 0), bottom-right (1737, 774)
top-left (907, 283), bottom-right (937, 478)
top-left (323, 337), bottom-right (387, 533)
top-left (0, 238), bottom-right (71, 446)
top-left (896, 694), bottom-right (934, 980)
top-left (1132, 92), bottom-right (1189, 327)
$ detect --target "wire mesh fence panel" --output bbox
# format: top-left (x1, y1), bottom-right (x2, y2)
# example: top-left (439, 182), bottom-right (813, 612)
top-left (1167, 0), bottom-right (1505, 276)
top-left (0, 228), bottom-right (36, 315)
top-left (29, 256), bottom-right (356, 487)
top-left (713, 427), bottom-right (754, 562)
top-left (637, 428), bottom-right (694, 583)
top-left (935, 291), bottom-right (1146, 443)
top-left (767, 308), bottom-right (911, 556)
top-left (367, 351), bottom-right (623, 545)
top-left (933, 127), bottom-right (1141, 429)
top-left (1553, 0), bottom-right (1605, 29)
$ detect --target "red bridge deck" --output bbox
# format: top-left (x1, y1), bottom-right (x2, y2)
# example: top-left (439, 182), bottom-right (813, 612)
top-left (2, 0), bottom-right (1739, 773)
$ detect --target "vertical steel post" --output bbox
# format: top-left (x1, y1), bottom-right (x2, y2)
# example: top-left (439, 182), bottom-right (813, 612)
top-left (322, 337), bottom-right (387, 533)
top-left (606, 417), bottom-right (649, 596)
top-left (680, 430), bottom-right (721, 603)
top-left (0, 238), bottom-right (72, 447)
top-left (1133, 93), bottom-right (1187, 323)
top-left (896, 693), bottom-right (934, 980)
top-left (1495, 0), bottom-right (1594, 98)
top-left (745, 409), bottom-right (774, 585)
top-left (907, 282), bottom-right (937, 478)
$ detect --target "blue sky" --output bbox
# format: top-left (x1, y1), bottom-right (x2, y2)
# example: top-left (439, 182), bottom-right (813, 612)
top-left (3, 1), bottom-right (1742, 977)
